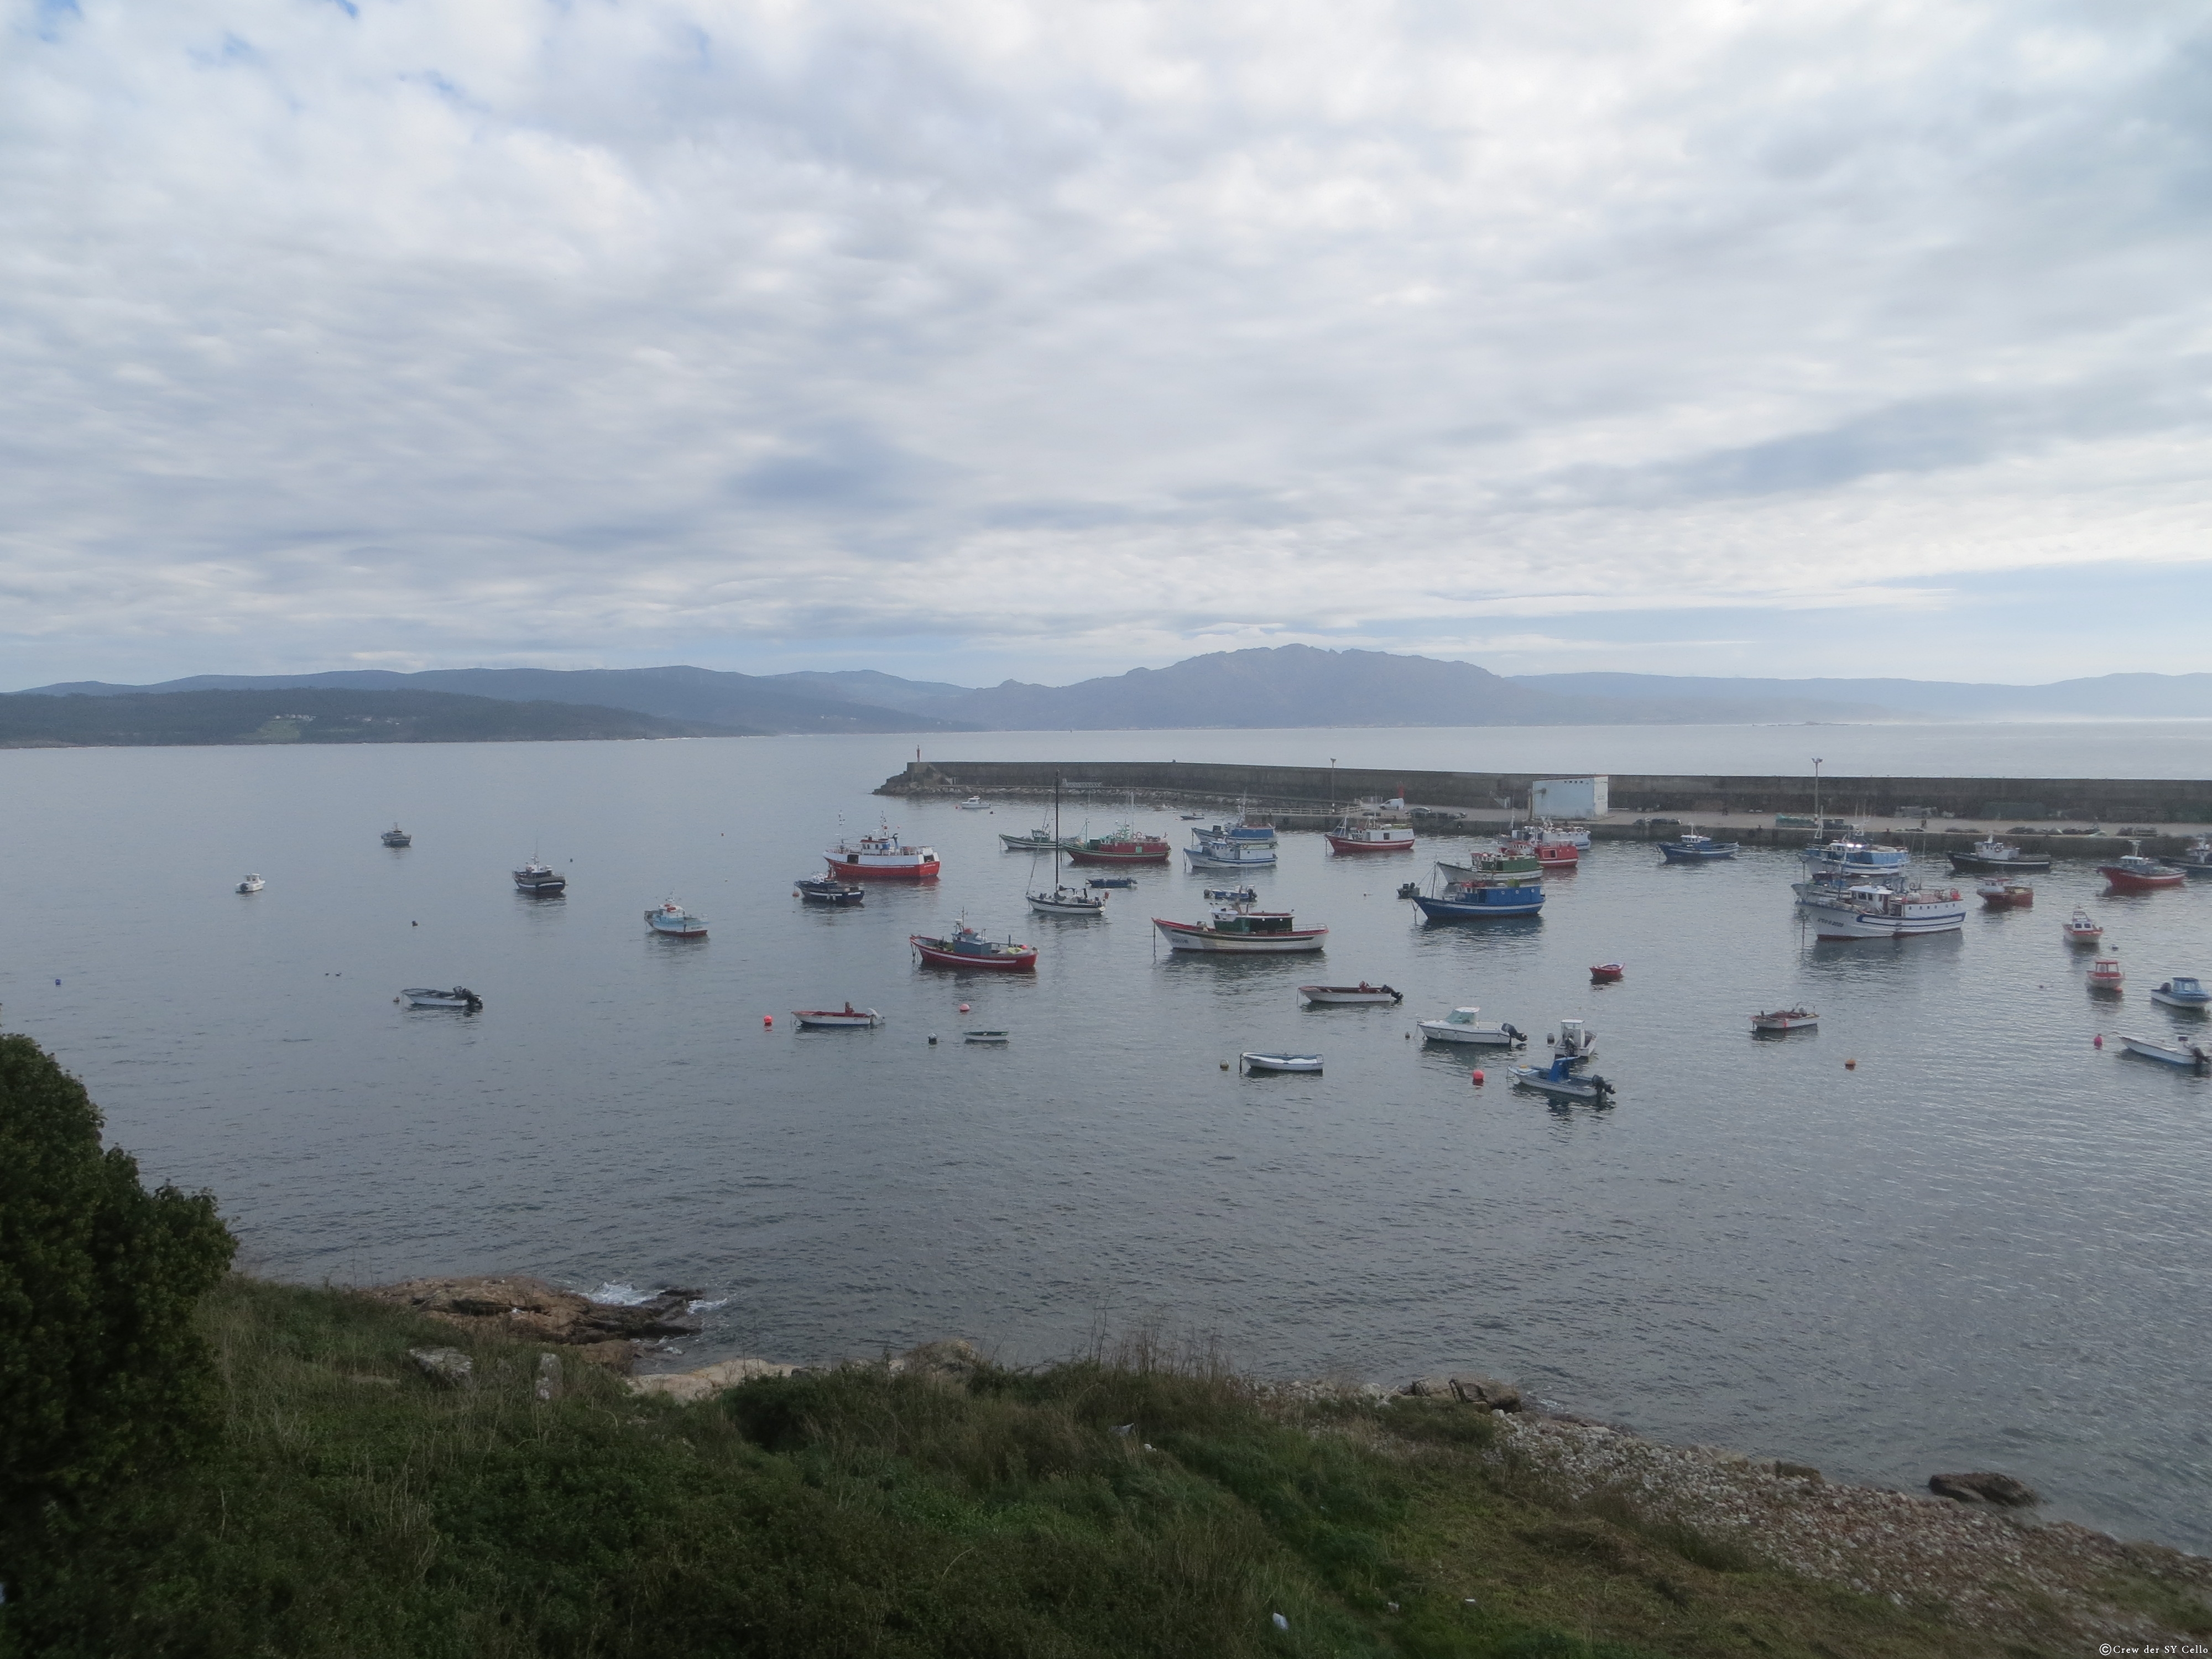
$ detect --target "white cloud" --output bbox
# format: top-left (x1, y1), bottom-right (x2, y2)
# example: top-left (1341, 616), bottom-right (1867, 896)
top-left (2, 0), bottom-right (2208, 683)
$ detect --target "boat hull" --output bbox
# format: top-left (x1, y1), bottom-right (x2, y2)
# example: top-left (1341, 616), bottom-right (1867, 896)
top-left (1413, 890), bottom-right (1543, 919)
top-left (826, 855), bottom-right (941, 880)
top-left (1185, 846), bottom-right (1278, 869)
top-left (910, 937), bottom-right (1037, 971)
top-left (1152, 919), bottom-right (1326, 953)
top-left (1949, 852), bottom-right (2052, 874)
top-left (1241, 1053), bottom-right (1322, 1073)
top-left (1660, 844), bottom-right (1737, 862)
top-left (1326, 834), bottom-right (1415, 854)
top-left (2119, 1036), bottom-right (2210, 1069)
top-left (1297, 985), bottom-right (1401, 1004)
top-left (2101, 864), bottom-right (2185, 892)
top-left (1799, 900), bottom-right (1966, 940)
top-left (1068, 847), bottom-right (1170, 865)
top-left (792, 1010), bottom-right (882, 1029)
top-left (1418, 1022), bottom-right (1524, 1046)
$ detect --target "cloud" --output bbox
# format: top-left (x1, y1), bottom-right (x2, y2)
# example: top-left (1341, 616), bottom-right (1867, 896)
top-left (1, 0), bottom-right (2209, 684)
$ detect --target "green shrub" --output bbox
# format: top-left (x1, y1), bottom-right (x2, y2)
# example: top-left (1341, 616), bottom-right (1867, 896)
top-left (0, 1035), bottom-right (236, 1507)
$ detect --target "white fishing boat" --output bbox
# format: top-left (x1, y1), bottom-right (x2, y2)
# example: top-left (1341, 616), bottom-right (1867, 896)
top-left (2117, 1034), bottom-right (2210, 1071)
top-left (957, 797), bottom-right (988, 810)
top-left (1509, 1056), bottom-right (1614, 1103)
top-left (1793, 881), bottom-right (1968, 940)
top-left (1750, 1008), bottom-right (1818, 1032)
top-left (2062, 909), bottom-right (2104, 945)
top-left (792, 1004), bottom-right (883, 1029)
top-left (401, 985), bottom-right (482, 1012)
top-left (236, 873), bottom-right (265, 894)
top-left (2150, 976), bottom-right (2210, 1011)
top-left (1028, 777), bottom-right (1107, 916)
top-left (1416, 1007), bottom-right (1527, 1046)
top-left (1154, 902), bottom-right (1327, 953)
top-left (1184, 837), bottom-right (1278, 870)
top-left (1801, 840), bottom-right (1909, 876)
top-left (645, 900), bottom-right (708, 937)
top-left (1240, 1052), bottom-right (1322, 1074)
top-left (1297, 983), bottom-right (1401, 1005)
top-left (1326, 816), bottom-right (1415, 854)
top-left (826, 823), bottom-right (941, 881)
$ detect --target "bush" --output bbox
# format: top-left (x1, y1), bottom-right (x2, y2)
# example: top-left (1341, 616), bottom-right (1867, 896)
top-left (0, 1035), bottom-right (236, 1508)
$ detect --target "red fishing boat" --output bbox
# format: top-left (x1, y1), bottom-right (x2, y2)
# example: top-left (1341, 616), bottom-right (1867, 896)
top-left (2099, 855), bottom-right (2185, 893)
top-left (1504, 837), bottom-right (1580, 868)
top-left (1066, 827), bottom-right (1171, 865)
top-left (826, 822), bottom-right (940, 881)
top-left (910, 925), bottom-right (1037, 971)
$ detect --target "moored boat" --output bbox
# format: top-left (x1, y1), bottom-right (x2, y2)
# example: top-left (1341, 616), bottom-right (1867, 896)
top-left (1153, 902), bottom-right (1327, 953)
top-left (2100, 855), bottom-right (2185, 893)
top-left (2089, 954), bottom-right (2125, 992)
top-left (1751, 1008), bottom-right (1818, 1032)
top-left (2062, 909), bottom-right (2104, 945)
top-left (1417, 1007), bottom-right (1526, 1047)
top-left (1067, 827), bottom-right (1171, 866)
top-left (826, 823), bottom-right (941, 881)
top-left (401, 985), bottom-right (482, 1012)
top-left (1000, 827), bottom-right (1079, 852)
top-left (794, 877), bottom-right (865, 906)
top-left (1589, 963), bottom-right (1624, 983)
top-left (957, 797), bottom-right (988, 810)
top-left (1793, 881), bottom-right (1968, 940)
top-left (381, 824), bottom-right (413, 848)
top-left (2162, 836), bottom-right (2212, 874)
top-left (2150, 976), bottom-right (2211, 1011)
top-left (1948, 836), bottom-right (2051, 875)
top-left (645, 900), bottom-right (707, 936)
top-left (1184, 836), bottom-right (1278, 870)
top-left (1203, 886), bottom-right (1258, 904)
top-left (1087, 875), bottom-right (1138, 889)
top-left (792, 1004), bottom-right (882, 1029)
top-left (964, 1030), bottom-right (1010, 1044)
top-left (1029, 886), bottom-right (1106, 917)
top-left (1509, 1055), bottom-right (1614, 1103)
top-left (1658, 833), bottom-right (1738, 863)
top-left (1502, 836), bottom-right (1579, 868)
top-left (1240, 1051), bottom-right (1322, 1074)
top-left (236, 873), bottom-right (265, 894)
top-left (1297, 983), bottom-right (1401, 1005)
top-left (1975, 878), bottom-right (2033, 908)
top-left (1326, 816), bottom-right (1415, 854)
top-left (2117, 1034), bottom-right (2210, 1071)
top-left (1548, 1019), bottom-right (1597, 1064)
top-left (513, 861), bottom-right (567, 894)
top-left (1413, 853), bottom-right (1544, 920)
top-left (910, 925), bottom-right (1038, 971)
top-left (1802, 840), bottom-right (1909, 877)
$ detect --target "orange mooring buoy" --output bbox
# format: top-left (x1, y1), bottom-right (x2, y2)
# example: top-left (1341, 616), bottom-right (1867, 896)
top-left (763, 1015), bottom-right (773, 1028)
top-left (1471, 1069), bottom-right (1485, 1086)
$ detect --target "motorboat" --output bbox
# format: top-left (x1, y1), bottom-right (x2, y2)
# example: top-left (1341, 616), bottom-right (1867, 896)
top-left (1792, 881), bottom-right (1968, 940)
top-left (957, 797), bottom-right (989, 811)
top-left (645, 901), bottom-right (707, 937)
top-left (1751, 1008), bottom-right (1818, 1032)
top-left (1087, 875), bottom-right (1138, 889)
top-left (1509, 1055), bottom-right (1614, 1103)
top-left (236, 873), bottom-right (265, 894)
top-left (513, 861), bottom-right (567, 895)
top-left (826, 823), bottom-right (941, 881)
top-left (2150, 976), bottom-right (2211, 1011)
top-left (2062, 909), bottom-right (2104, 945)
top-left (792, 1004), bottom-right (882, 1029)
top-left (1658, 833), bottom-right (1738, 863)
top-left (910, 925), bottom-right (1038, 971)
top-left (1202, 886), bottom-right (1258, 904)
top-left (1975, 878), bottom-right (2033, 908)
top-left (1948, 836), bottom-right (2051, 875)
top-left (2089, 954), bottom-right (2125, 992)
top-left (1000, 826), bottom-right (1078, 852)
top-left (1417, 1007), bottom-right (1526, 1047)
top-left (1589, 963), bottom-right (1625, 983)
top-left (2162, 837), bottom-right (2212, 874)
top-left (1548, 1018), bottom-right (1597, 1064)
top-left (964, 1030), bottom-right (1010, 1044)
top-left (2117, 1034), bottom-right (2210, 1071)
top-left (1184, 837), bottom-right (1278, 870)
top-left (2100, 855), bottom-right (2186, 893)
top-left (1154, 902), bottom-right (1327, 954)
top-left (381, 824), bottom-right (413, 848)
top-left (1326, 816), bottom-right (1415, 854)
top-left (1240, 1052), bottom-right (1322, 1074)
top-left (1029, 886), bottom-right (1107, 917)
top-left (1067, 827), bottom-right (1171, 866)
top-left (401, 986), bottom-right (482, 1012)
top-left (795, 877), bottom-right (865, 906)
top-left (1297, 983), bottom-right (1401, 1005)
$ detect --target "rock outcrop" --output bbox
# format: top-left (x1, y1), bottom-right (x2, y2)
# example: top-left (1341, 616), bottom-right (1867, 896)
top-left (407, 1346), bottom-right (473, 1386)
top-left (367, 1275), bottom-right (702, 1371)
top-left (1929, 1470), bottom-right (2041, 1507)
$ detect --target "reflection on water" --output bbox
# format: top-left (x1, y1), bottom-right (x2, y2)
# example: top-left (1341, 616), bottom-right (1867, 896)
top-left (0, 733), bottom-right (2206, 1553)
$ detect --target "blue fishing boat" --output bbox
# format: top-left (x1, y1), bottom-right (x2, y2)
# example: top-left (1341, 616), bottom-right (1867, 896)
top-left (1410, 853), bottom-right (1544, 920)
top-left (1658, 832), bottom-right (1739, 863)
top-left (1185, 835), bottom-right (1278, 870)
top-left (1802, 839), bottom-right (1908, 875)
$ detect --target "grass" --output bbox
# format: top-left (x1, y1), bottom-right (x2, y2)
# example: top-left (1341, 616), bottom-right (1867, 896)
top-left (0, 1279), bottom-right (2067, 1657)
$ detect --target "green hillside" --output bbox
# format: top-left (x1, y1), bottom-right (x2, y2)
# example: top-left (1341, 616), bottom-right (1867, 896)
top-left (0, 687), bottom-right (752, 747)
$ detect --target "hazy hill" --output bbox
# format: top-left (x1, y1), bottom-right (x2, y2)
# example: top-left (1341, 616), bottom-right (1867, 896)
top-left (1509, 671), bottom-right (2212, 720)
top-left (0, 688), bottom-right (735, 748)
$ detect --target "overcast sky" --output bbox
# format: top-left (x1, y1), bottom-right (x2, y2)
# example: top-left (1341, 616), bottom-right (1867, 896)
top-left (4, 0), bottom-right (2209, 688)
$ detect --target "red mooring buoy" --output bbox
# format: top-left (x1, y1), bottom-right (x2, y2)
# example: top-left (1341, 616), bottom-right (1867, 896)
top-left (2094, 1033), bottom-right (2104, 1048)
top-left (763, 1015), bottom-right (773, 1028)
top-left (1470, 1069), bottom-right (1485, 1086)
top-left (1845, 1058), bottom-right (1857, 1070)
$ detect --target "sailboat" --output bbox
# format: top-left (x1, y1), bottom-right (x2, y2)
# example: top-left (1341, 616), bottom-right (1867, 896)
top-left (1029, 775), bottom-right (1105, 916)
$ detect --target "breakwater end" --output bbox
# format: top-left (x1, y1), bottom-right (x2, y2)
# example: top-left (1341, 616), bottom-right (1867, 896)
top-left (879, 759), bottom-right (2212, 857)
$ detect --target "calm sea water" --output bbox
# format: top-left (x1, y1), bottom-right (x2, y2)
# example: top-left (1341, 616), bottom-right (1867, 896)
top-left (4, 725), bottom-right (2208, 1552)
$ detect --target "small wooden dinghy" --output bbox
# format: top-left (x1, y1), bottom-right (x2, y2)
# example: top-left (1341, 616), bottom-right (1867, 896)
top-left (1240, 1052), bottom-right (1322, 1074)
top-left (1297, 983), bottom-right (1401, 1005)
top-left (1589, 963), bottom-right (1625, 983)
top-left (792, 1004), bottom-right (882, 1029)
top-left (1750, 1008), bottom-right (1818, 1032)
top-left (963, 1030), bottom-right (1010, 1044)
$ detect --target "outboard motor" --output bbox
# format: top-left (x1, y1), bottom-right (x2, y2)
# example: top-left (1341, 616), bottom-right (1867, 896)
top-left (460, 988), bottom-right (483, 1014)
top-left (1501, 1022), bottom-right (1524, 1045)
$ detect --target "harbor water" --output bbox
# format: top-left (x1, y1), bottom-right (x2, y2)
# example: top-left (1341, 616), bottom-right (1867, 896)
top-left (3, 724), bottom-right (2208, 1551)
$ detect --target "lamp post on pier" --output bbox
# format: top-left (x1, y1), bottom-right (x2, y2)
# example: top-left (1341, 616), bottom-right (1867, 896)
top-left (1812, 757), bottom-right (1824, 828)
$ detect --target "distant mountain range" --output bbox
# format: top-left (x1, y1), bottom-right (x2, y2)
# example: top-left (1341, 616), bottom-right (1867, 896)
top-left (18, 648), bottom-right (2212, 736)
top-left (0, 687), bottom-right (731, 748)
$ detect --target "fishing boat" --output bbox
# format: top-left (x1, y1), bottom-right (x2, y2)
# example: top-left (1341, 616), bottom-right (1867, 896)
top-left (957, 797), bottom-right (988, 810)
top-left (1297, 983), bottom-right (1401, 1005)
top-left (2062, 909), bottom-right (2104, 945)
top-left (1751, 1008), bottom-right (1818, 1032)
top-left (2100, 855), bottom-right (2186, 893)
top-left (791, 1004), bottom-right (883, 1029)
top-left (1792, 881), bottom-right (1968, 940)
top-left (2117, 1034), bottom-right (2210, 1071)
top-left (1501, 836), bottom-right (1579, 868)
top-left (1185, 836), bottom-right (1278, 870)
top-left (1549, 1019), bottom-right (1597, 1064)
top-left (1509, 1055), bottom-right (1614, 1103)
top-left (1203, 886), bottom-right (1258, 904)
top-left (1326, 816), bottom-right (1415, 854)
top-left (1240, 1052), bottom-right (1322, 1074)
top-left (1193, 815), bottom-right (1277, 847)
top-left (1028, 777), bottom-right (1107, 916)
top-left (1000, 826), bottom-right (1079, 853)
top-left (381, 824), bottom-right (412, 848)
top-left (1948, 836), bottom-right (2052, 875)
top-left (1975, 878), bottom-right (2033, 908)
top-left (645, 901), bottom-right (707, 936)
top-left (1416, 1007), bottom-right (1526, 1047)
top-left (1658, 833), bottom-right (1738, 863)
top-left (2150, 976), bottom-right (2211, 1011)
top-left (964, 1030), bottom-right (1010, 1044)
top-left (236, 873), bottom-right (265, 894)
top-left (1802, 840), bottom-right (1909, 876)
top-left (794, 877), bottom-right (865, 906)
top-left (1412, 853), bottom-right (1545, 920)
top-left (910, 925), bottom-right (1038, 971)
top-left (2162, 837), bottom-right (2212, 874)
top-left (1087, 875), bottom-right (1138, 889)
top-left (1509, 821), bottom-right (1593, 851)
top-left (2089, 954), bottom-right (2125, 992)
top-left (1153, 901), bottom-right (1327, 954)
top-left (1067, 827), bottom-right (1171, 866)
top-left (401, 986), bottom-right (482, 1012)
top-left (513, 861), bottom-right (567, 894)
top-left (826, 823), bottom-right (941, 881)
top-left (1589, 963), bottom-right (1624, 983)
